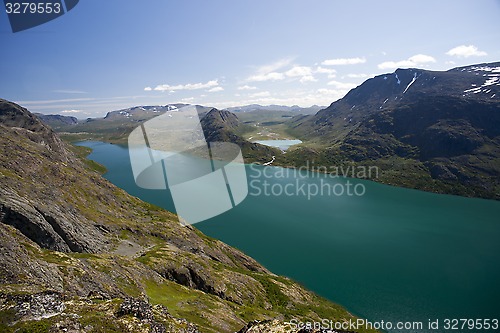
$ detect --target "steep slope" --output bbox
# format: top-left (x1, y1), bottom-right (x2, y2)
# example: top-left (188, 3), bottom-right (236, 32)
top-left (288, 62), bottom-right (500, 199)
top-left (0, 98), bottom-right (376, 332)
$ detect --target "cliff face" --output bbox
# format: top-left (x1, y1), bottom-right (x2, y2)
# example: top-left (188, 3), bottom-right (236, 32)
top-left (0, 99), bottom-right (375, 333)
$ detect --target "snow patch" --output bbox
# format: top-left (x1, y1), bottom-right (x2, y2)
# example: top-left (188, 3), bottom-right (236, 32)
top-left (467, 66), bottom-right (500, 73)
top-left (463, 87), bottom-right (481, 93)
top-left (403, 72), bottom-right (418, 94)
top-left (395, 73), bottom-right (401, 84)
top-left (482, 77), bottom-right (500, 88)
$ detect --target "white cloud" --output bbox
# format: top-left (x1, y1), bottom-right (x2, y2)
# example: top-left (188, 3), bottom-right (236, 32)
top-left (246, 58), bottom-right (294, 82)
top-left (299, 75), bottom-right (317, 83)
top-left (317, 88), bottom-right (337, 95)
top-left (60, 109), bottom-right (81, 113)
top-left (255, 57), bottom-right (294, 75)
top-left (446, 45), bottom-right (487, 58)
top-left (247, 72), bottom-right (285, 82)
top-left (153, 80), bottom-right (219, 92)
top-left (250, 91), bottom-right (271, 98)
top-left (282, 66), bottom-right (317, 83)
top-left (144, 87), bottom-right (152, 91)
top-left (237, 85), bottom-right (257, 90)
top-left (327, 80), bottom-right (358, 90)
top-left (285, 66), bottom-right (313, 77)
top-left (315, 66), bottom-right (336, 74)
top-left (208, 86), bottom-right (224, 92)
top-left (377, 54), bottom-right (436, 70)
top-left (321, 57), bottom-right (366, 66)
top-left (408, 54), bottom-right (436, 64)
top-left (315, 66), bottom-right (336, 78)
top-left (315, 88), bottom-right (349, 101)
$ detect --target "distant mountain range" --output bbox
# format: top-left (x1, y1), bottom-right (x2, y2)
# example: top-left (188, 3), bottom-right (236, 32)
top-left (35, 113), bottom-right (78, 130)
top-left (288, 62), bottom-right (500, 199)
top-left (225, 104), bottom-right (324, 114)
top-left (31, 61), bottom-right (500, 199)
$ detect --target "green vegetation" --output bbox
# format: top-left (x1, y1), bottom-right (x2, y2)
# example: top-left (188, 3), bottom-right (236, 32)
top-left (68, 144), bottom-right (107, 174)
top-left (235, 110), bottom-right (301, 141)
top-left (249, 274), bottom-right (290, 308)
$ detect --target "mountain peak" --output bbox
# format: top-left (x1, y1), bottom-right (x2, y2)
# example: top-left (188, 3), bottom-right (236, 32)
top-left (0, 98), bottom-right (48, 132)
top-left (0, 99), bottom-right (69, 158)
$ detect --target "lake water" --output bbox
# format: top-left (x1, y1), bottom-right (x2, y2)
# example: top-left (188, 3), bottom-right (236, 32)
top-left (77, 141), bottom-right (500, 333)
top-left (253, 139), bottom-right (302, 150)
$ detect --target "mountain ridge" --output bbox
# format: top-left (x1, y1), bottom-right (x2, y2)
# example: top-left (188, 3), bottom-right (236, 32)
top-left (286, 62), bottom-right (500, 199)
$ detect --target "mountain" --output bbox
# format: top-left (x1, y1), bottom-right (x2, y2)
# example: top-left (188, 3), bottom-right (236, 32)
top-left (226, 104), bottom-right (324, 115)
top-left (288, 62), bottom-right (500, 199)
top-left (35, 113), bottom-right (79, 130)
top-left (52, 104), bottom-right (207, 143)
top-left (200, 108), bottom-right (279, 162)
top-left (0, 98), bottom-right (376, 332)
top-left (40, 104), bottom-right (280, 164)
top-left (103, 104), bottom-right (188, 120)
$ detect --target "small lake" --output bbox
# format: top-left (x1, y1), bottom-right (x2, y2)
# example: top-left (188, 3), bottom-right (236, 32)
top-left (77, 141), bottom-right (500, 333)
top-left (254, 139), bottom-right (302, 150)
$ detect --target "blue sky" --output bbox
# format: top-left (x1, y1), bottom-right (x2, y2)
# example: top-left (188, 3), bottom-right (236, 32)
top-left (1, 0), bottom-right (500, 118)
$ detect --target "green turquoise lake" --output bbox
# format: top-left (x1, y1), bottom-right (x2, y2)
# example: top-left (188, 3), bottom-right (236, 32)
top-left (77, 141), bottom-right (500, 332)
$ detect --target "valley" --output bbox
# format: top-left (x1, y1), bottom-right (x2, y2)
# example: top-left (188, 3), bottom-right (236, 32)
top-left (2, 61), bottom-right (500, 333)
top-left (46, 62), bottom-right (500, 200)
top-left (3, 2), bottom-right (500, 333)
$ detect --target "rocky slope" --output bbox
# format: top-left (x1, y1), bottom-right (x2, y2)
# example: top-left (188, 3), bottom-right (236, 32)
top-left (288, 62), bottom-right (500, 199)
top-left (0, 98), bottom-right (376, 332)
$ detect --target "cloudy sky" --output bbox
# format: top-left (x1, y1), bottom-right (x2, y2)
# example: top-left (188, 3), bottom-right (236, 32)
top-left (1, 0), bottom-right (500, 118)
